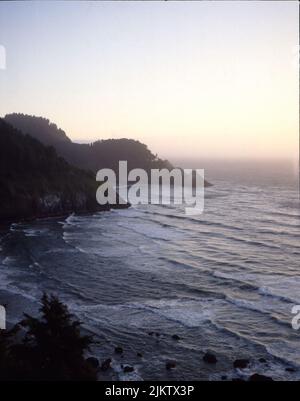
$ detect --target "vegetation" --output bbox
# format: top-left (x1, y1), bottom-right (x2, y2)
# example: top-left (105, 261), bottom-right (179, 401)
top-left (5, 113), bottom-right (71, 146)
top-left (4, 113), bottom-right (173, 173)
top-left (0, 118), bottom-right (108, 221)
top-left (0, 294), bottom-right (96, 381)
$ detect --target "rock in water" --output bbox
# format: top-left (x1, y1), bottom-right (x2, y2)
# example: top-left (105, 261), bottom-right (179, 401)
top-left (172, 334), bottom-right (180, 341)
top-left (101, 358), bottom-right (111, 372)
top-left (203, 352), bottom-right (217, 364)
top-left (233, 359), bottom-right (250, 369)
top-left (86, 357), bottom-right (99, 369)
top-left (123, 365), bottom-right (134, 373)
top-left (249, 373), bottom-right (273, 382)
top-left (166, 360), bottom-right (177, 370)
top-left (114, 346), bottom-right (123, 354)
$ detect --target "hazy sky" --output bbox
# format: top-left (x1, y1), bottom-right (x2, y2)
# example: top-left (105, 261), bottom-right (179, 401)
top-left (0, 1), bottom-right (298, 161)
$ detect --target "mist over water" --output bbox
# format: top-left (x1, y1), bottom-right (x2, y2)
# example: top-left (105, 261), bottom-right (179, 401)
top-left (0, 160), bottom-right (299, 380)
top-left (172, 158), bottom-right (299, 187)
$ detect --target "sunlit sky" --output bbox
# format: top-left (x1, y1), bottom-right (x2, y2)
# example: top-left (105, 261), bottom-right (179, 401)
top-left (0, 1), bottom-right (298, 161)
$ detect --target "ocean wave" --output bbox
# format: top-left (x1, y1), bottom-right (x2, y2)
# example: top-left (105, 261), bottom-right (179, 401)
top-left (213, 270), bottom-right (300, 305)
top-left (127, 211), bottom-right (288, 251)
top-left (141, 209), bottom-right (245, 232)
top-left (23, 228), bottom-right (48, 237)
top-left (2, 256), bottom-right (18, 266)
top-left (74, 298), bottom-right (217, 330)
top-left (116, 221), bottom-right (184, 242)
top-left (209, 319), bottom-right (300, 370)
top-left (265, 342), bottom-right (300, 369)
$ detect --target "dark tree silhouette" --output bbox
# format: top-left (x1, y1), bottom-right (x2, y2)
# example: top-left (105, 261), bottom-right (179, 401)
top-left (0, 294), bottom-right (97, 381)
top-left (4, 113), bottom-right (173, 173)
top-left (0, 118), bottom-right (109, 221)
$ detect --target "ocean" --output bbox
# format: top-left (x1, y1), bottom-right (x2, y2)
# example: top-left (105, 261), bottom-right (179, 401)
top-left (0, 161), bottom-right (299, 381)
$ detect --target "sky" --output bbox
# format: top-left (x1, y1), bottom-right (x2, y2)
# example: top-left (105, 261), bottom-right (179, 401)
top-left (0, 1), bottom-right (298, 161)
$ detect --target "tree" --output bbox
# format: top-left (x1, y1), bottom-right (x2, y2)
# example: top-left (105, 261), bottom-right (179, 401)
top-left (0, 294), bottom-right (97, 381)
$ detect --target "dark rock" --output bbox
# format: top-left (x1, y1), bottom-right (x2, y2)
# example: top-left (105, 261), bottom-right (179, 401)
top-left (86, 357), bottom-right (99, 369)
top-left (233, 359), bottom-right (250, 369)
top-left (166, 360), bottom-right (177, 370)
top-left (100, 358), bottom-right (111, 372)
top-left (123, 365), bottom-right (134, 373)
top-left (249, 373), bottom-right (273, 382)
top-left (114, 346), bottom-right (123, 354)
top-left (221, 375), bottom-right (228, 381)
top-left (137, 352), bottom-right (143, 358)
top-left (203, 352), bottom-right (217, 364)
top-left (148, 332), bottom-right (154, 336)
top-left (258, 358), bottom-right (267, 363)
top-left (155, 332), bottom-right (160, 337)
top-left (285, 367), bottom-right (296, 373)
top-left (172, 334), bottom-right (180, 340)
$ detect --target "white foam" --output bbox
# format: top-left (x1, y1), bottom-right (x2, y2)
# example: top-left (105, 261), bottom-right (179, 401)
top-left (23, 228), bottom-right (48, 237)
top-left (73, 298), bottom-right (218, 329)
top-left (61, 213), bottom-right (80, 229)
top-left (110, 360), bottom-right (143, 381)
top-left (2, 256), bottom-right (17, 266)
top-left (9, 223), bottom-right (20, 232)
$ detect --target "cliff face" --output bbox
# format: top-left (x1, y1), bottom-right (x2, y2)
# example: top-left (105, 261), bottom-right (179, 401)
top-left (0, 119), bottom-right (126, 222)
top-left (0, 186), bottom-right (110, 222)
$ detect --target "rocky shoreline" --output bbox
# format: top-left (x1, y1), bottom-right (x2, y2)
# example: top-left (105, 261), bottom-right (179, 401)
top-left (0, 200), bottom-right (129, 229)
top-left (86, 335), bottom-right (283, 381)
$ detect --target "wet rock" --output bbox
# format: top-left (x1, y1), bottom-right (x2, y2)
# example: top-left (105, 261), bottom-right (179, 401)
top-left (203, 352), bottom-right (217, 364)
top-left (114, 346), bottom-right (123, 354)
top-left (100, 358), bottom-right (111, 372)
top-left (148, 332), bottom-right (154, 336)
top-left (233, 359), bottom-right (250, 369)
top-left (123, 365), bottom-right (134, 373)
top-left (155, 332), bottom-right (160, 337)
top-left (172, 334), bottom-right (180, 341)
top-left (137, 352), bottom-right (143, 358)
top-left (249, 373), bottom-right (273, 382)
top-left (285, 367), bottom-right (296, 373)
top-left (86, 357), bottom-right (99, 369)
top-left (221, 375), bottom-right (228, 381)
top-left (166, 360), bottom-right (177, 370)
top-left (259, 358), bottom-right (267, 363)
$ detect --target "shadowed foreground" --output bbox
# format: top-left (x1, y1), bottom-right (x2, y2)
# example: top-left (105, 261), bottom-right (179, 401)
top-left (0, 294), bottom-right (97, 381)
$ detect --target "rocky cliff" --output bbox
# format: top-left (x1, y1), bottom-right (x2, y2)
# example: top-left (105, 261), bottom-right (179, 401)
top-left (0, 119), bottom-right (128, 222)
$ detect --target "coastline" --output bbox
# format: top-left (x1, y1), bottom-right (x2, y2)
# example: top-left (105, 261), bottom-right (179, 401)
top-left (0, 200), bottom-right (130, 229)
